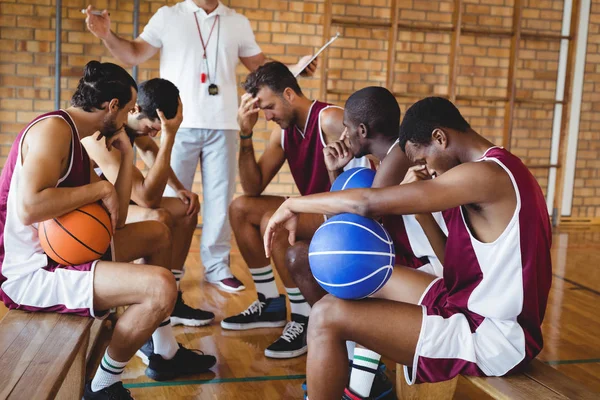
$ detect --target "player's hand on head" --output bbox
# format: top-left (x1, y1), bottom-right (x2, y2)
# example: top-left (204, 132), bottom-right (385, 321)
top-left (263, 200), bottom-right (298, 257)
top-left (157, 97), bottom-right (183, 137)
top-left (176, 189), bottom-right (200, 216)
top-left (323, 140), bottom-right (353, 171)
top-left (401, 165), bottom-right (432, 185)
top-left (296, 55), bottom-right (318, 77)
top-left (237, 93), bottom-right (260, 136)
top-left (85, 5), bottom-right (111, 40)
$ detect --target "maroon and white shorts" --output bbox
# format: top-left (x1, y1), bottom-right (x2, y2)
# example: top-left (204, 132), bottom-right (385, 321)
top-left (404, 278), bottom-right (534, 384)
top-left (0, 249), bottom-right (113, 319)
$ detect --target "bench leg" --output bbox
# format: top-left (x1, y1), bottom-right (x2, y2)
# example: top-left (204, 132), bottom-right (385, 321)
top-left (396, 364), bottom-right (458, 400)
top-left (56, 330), bottom-right (90, 400)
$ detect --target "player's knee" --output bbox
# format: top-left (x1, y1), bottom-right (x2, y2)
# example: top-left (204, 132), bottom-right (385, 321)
top-left (152, 208), bottom-right (174, 229)
top-left (148, 267), bottom-right (178, 318)
top-left (229, 195), bottom-right (252, 222)
top-left (148, 220), bottom-right (172, 252)
top-left (309, 294), bottom-right (342, 337)
top-left (180, 211), bottom-right (198, 230)
top-left (259, 210), bottom-right (275, 235)
top-left (286, 242), bottom-right (310, 276)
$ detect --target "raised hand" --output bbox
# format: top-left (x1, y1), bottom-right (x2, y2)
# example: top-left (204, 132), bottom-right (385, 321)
top-left (85, 5), bottom-right (111, 40)
top-left (237, 93), bottom-right (260, 136)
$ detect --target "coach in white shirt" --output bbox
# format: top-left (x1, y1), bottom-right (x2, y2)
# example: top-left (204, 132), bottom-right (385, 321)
top-left (85, 0), bottom-right (316, 292)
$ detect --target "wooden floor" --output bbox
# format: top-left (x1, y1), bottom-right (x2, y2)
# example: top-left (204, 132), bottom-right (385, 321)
top-left (1, 227), bottom-right (599, 399)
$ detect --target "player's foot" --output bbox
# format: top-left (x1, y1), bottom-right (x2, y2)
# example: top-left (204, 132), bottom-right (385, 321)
top-left (302, 362), bottom-right (395, 400)
top-left (171, 291), bottom-right (215, 326)
top-left (212, 276), bottom-right (246, 293)
top-left (264, 314), bottom-right (308, 358)
top-left (221, 293), bottom-right (287, 330)
top-left (83, 381), bottom-right (133, 400)
top-left (145, 344), bottom-right (216, 381)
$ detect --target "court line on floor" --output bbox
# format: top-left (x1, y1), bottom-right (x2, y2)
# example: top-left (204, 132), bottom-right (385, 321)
top-left (552, 273), bottom-right (600, 297)
top-left (124, 374), bottom-right (306, 389)
top-left (545, 358), bottom-right (600, 366)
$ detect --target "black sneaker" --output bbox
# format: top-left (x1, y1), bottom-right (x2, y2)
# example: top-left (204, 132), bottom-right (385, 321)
top-left (171, 291), bottom-right (215, 327)
top-left (145, 344), bottom-right (217, 381)
top-left (264, 313), bottom-right (308, 359)
top-left (135, 338), bottom-right (153, 365)
top-left (84, 381), bottom-right (133, 399)
top-left (220, 293), bottom-right (287, 330)
top-left (368, 363), bottom-right (395, 400)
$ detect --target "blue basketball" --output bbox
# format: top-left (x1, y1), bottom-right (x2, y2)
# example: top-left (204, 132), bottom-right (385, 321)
top-left (308, 213), bottom-right (395, 299)
top-left (331, 167), bottom-right (376, 192)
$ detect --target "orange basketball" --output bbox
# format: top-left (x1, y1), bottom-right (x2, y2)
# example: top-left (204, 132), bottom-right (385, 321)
top-left (39, 202), bottom-right (112, 266)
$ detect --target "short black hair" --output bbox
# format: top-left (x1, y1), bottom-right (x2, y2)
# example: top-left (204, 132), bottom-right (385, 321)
top-left (242, 61), bottom-right (303, 97)
top-left (345, 86), bottom-right (400, 139)
top-left (71, 60), bottom-right (137, 112)
top-left (399, 97), bottom-right (471, 151)
top-left (137, 78), bottom-right (180, 120)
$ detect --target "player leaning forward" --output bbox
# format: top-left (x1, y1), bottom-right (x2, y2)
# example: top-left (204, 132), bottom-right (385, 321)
top-left (263, 97), bottom-right (552, 400)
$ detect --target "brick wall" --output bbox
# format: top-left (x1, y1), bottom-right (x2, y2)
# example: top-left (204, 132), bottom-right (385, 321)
top-left (0, 0), bottom-right (598, 216)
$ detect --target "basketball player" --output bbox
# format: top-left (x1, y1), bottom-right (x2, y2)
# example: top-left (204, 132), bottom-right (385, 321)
top-left (0, 61), bottom-right (216, 400)
top-left (223, 61), bottom-right (369, 359)
top-left (83, 78), bottom-right (213, 330)
top-left (289, 87), bottom-right (446, 399)
top-left (263, 97), bottom-right (552, 400)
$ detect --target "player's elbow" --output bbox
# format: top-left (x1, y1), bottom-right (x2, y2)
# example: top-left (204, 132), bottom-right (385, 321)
top-left (17, 201), bottom-right (37, 226)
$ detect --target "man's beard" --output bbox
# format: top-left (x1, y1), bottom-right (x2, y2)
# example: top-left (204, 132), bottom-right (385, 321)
top-left (99, 115), bottom-right (120, 138)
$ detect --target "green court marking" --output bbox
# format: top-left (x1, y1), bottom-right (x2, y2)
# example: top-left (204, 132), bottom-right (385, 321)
top-left (124, 374), bottom-right (306, 389)
top-left (545, 358), bottom-right (600, 366)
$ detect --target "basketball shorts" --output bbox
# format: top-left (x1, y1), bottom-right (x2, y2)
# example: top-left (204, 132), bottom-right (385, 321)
top-left (404, 278), bottom-right (532, 384)
top-left (0, 249), bottom-right (113, 319)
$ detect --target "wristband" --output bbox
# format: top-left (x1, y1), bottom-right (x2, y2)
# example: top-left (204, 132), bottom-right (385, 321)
top-left (240, 132), bottom-right (253, 140)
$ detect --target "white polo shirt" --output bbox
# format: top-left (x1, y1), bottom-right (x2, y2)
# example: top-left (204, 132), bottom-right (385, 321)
top-left (140, 0), bottom-right (262, 130)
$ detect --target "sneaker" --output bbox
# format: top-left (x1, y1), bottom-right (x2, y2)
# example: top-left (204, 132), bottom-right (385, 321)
top-left (84, 381), bottom-right (133, 399)
top-left (221, 293), bottom-right (287, 330)
top-left (171, 291), bottom-right (215, 326)
top-left (145, 344), bottom-right (217, 381)
top-left (213, 277), bottom-right (246, 293)
top-left (264, 314), bottom-right (308, 359)
top-left (135, 338), bottom-right (153, 365)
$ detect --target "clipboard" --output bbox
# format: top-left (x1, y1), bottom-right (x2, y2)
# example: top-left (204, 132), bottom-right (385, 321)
top-left (294, 32), bottom-right (341, 77)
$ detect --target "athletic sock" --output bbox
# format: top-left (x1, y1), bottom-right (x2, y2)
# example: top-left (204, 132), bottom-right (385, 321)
top-left (151, 318), bottom-right (179, 360)
top-left (91, 350), bottom-right (128, 392)
top-left (172, 269), bottom-right (184, 290)
top-left (285, 287), bottom-right (311, 317)
top-left (346, 341), bottom-right (356, 361)
top-left (349, 347), bottom-right (381, 397)
top-left (251, 265), bottom-right (279, 299)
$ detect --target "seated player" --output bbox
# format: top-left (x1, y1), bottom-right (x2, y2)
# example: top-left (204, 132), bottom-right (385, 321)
top-left (82, 78), bottom-right (212, 329)
top-left (263, 97), bottom-right (552, 400)
top-left (287, 87), bottom-right (447, 399)
top-left (0, 61), bottom-right (216, 400)
top-left (223, 61), bottom-right (369, 359)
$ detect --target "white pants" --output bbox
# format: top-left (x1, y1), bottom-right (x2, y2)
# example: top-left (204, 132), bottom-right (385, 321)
top-left (164, 128), bottom-right (237, 282)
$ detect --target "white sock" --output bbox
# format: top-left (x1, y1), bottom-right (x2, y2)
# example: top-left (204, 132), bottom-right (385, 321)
top-left (285, 287), bottom-right (311, 317)
top-left (91, 350), bottom-right (128, 392)
top-left (251, 265), bottom-right (279, 299)
top-left (172, 269), bottom-right (184, 291)
top-left (151, 318), bottom-right (179, 360)
top-left (346, 341), bottom-right (356, 361)
top-left (349, 348), bottom-right (381, 397)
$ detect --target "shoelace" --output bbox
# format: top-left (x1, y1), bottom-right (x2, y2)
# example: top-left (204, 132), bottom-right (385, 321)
top-left (241, 299), bottom-right (265, 316)
top-left (280, 321), bottom-right (305, 342)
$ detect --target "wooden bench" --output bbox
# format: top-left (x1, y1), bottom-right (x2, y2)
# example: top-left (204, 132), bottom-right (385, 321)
top-left (0, 310), bottom-right (107, 400)
top-left (396, 359), bottom-right (598, 399)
